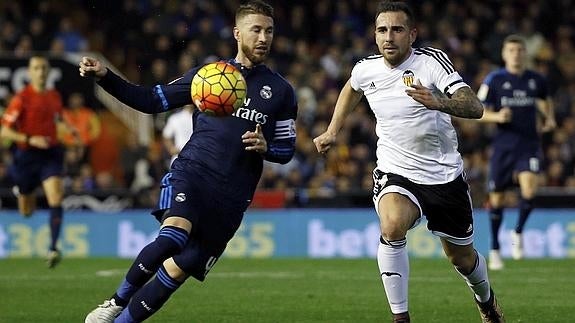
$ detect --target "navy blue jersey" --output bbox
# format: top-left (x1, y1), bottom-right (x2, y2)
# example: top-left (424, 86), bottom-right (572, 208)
top-left (98, 59), bottom-right (297, 201)
top-left (479, 68), bottom-right (548, 148)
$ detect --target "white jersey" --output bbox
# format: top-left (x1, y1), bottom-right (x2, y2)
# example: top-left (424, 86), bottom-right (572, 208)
top-left (163, 108), bottom-right (194, 164)
top-left (350, 47), bottom-right (468, 184)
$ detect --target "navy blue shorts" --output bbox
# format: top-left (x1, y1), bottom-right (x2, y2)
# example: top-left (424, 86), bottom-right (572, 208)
top-left (488, 145), bottom-right (541, 192)
top-left (9, 146), bottom-right (64, 194)
top-left (152, 163), bottom-right (250, 281)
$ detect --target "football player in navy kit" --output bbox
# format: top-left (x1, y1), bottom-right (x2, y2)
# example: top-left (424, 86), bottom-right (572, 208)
top-left (81, 1), bottom-right (297, 322)
top-left (477, 34), bottom-right (555, 270)
top-left (314, 2), bottom-right (503, 322)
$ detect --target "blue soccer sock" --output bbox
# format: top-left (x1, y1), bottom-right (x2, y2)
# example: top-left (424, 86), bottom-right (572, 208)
top-left (489, 208), bottom-right (503, 250)
top-left (112, 226), bottom-right (188, 307)
top-left (115, 265), bottom-right (184, 323)
top-left (516, 198), bottom-right (534, 233)
top-left (49, 206), bottom-right (63, 251)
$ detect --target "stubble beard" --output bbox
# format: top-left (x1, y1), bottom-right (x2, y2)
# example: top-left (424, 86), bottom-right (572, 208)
top-left (241, 43), bottom-right (268, 65)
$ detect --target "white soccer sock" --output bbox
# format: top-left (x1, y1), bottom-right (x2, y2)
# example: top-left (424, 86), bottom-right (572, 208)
top-left (377, 238), bottom-right (409, 314)
top-left (456, 250), bottom-right (491, 303)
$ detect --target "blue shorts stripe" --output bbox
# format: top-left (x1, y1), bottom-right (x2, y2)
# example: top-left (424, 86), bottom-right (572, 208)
top-left (158, 173), bottom-right (173, 210)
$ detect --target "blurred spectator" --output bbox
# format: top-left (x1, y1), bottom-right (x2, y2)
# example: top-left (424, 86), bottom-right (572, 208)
top-left (162, 105), bottom-right (194, 166)
top-left (54, 17), bottom-right (88, 52)
top-left (62, 92), bottom-right (102, 161)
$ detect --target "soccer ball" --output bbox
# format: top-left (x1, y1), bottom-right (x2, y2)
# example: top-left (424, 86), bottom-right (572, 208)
top-left (190, 61), bottom-right (247, 116)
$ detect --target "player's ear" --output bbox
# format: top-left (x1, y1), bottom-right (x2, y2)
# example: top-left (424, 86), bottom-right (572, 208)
top-left (233, 26), bottom-right (240, 42)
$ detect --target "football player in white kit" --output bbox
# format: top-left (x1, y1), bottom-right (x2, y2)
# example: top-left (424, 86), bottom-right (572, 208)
top-left (313, 2), bottom-right (504, 323)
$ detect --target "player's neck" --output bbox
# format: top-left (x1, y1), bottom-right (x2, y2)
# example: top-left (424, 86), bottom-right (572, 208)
top-left (30, 82), bottom-right (47, 92)
top-left (233, 55), bottom-right (257, 69)
top-left (506, 65), bottom-right (525, 76)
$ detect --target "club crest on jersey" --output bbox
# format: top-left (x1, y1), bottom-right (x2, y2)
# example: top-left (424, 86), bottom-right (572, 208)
top-left (402, 70), bottom-right (415, 87)
top-left (260, 85), bottom-right (272, 99)
top-left (175, 192), bottom-right (186, 202)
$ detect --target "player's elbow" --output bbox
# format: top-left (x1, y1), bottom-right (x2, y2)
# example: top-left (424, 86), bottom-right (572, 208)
top-left (474, 105), bottom-right (484, 119)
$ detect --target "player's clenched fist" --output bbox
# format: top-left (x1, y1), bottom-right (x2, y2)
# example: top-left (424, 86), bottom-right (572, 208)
top-left (79, 56), bottom-right (107, 78)
top-left (313, 131), bottom-right (336, 154)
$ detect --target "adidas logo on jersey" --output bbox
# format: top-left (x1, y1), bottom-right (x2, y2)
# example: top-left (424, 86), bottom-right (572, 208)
top-left (369, 81), bottom-right (376, 89)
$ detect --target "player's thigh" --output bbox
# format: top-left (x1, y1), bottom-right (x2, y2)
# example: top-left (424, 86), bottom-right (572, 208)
top-left (378, 193), bottom-right (420, 239)
top-left (488, 191), bottom-right (505, 208)
top-left (488, 148), bottom-right (515, 191)
top-left (42, 176), bottom-right (64, 206)
top-left (517, 171), bottom-right (539, 199)
top-left (372, 170), bottom-right (422, 239)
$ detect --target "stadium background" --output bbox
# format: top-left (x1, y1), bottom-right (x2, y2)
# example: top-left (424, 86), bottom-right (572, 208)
top-left (0, 0), bottom-right (574, 259)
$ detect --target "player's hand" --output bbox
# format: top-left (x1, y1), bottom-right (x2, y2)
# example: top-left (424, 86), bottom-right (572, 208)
top-left (242, 123), bottom-right (267, 154)
top-left (313, 131), bottom-right (336, 154)
top-left (497, 107), bottom-right (512, 123)
top-left (28, 135), bottom-right (50, 149)
top-left (405, 79), bottom-right (441, 109)
top-left (79, 57), bottom-right (107, 78)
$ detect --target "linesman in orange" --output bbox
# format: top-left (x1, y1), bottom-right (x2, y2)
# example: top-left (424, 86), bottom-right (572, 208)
top-left (1, 56), bottom-right (71, 268)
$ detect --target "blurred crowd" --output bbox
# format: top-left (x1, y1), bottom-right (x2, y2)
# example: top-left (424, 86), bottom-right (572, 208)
top-left (1, 0), bottom-right (575, 208)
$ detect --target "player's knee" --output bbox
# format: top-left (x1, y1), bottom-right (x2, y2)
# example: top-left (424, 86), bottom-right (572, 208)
top-left (162, 258), bottom-right (189, 282)
top-left (154, 226), bottom-right (189, 255)
top-left (380, 236), bottom-right (407, 249)
top-left (20, 210), bottom-right (33, 218)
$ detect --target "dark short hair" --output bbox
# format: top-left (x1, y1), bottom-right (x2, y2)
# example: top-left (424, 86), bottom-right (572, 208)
top-left (375, 1), bottom-right (415, 28)
top-left (503, 34), bottom-right (526, 47)
top-left (236, 0), bottom-right (274, 23)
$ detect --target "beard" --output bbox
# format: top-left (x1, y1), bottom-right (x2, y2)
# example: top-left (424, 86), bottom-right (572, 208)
top-left (241, 43), bottom-right (268, 65)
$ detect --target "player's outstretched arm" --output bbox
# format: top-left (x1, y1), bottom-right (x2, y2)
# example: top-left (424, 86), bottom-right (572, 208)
top-left (313, 79), bottom-right (363, 154)
top-left (78, 56), bottom-right (183, 114)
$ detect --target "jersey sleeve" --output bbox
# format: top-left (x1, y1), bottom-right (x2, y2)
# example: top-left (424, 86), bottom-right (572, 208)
top-left (1, 94), bottom-right (24, 127)
top-left (349, 63), bottom-right (362, 92)
top-left (423, 48), bottom-right (468, 97)
top-left (264, 84), bottom-right (297, 164)
top-left (97, 68), bottom-right (199, 114)
top-left (477, 72), bottom-right (497, 107)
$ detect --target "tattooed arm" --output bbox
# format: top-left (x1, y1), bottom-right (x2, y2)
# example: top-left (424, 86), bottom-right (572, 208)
top-left (406, 81), bottom-right (484, 119)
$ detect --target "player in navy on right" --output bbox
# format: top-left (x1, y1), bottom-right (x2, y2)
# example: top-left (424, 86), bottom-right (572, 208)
top-left (81, 1), bottom-right (297, 322)
top-left (477, 34), bottom-right (556, 270)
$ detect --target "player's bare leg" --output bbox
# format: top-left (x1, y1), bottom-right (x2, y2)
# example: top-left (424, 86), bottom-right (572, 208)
top-left (514, 171), bottom-right (538, 260)
top-left (376, 193), bottom-right (419, 323)
top-left (17, 193), bottom-right (36, 218)
top-left (43, 176), bottom-right (65, 268)
top-left (488, 191), bottom-right (505, 270)
top-left (442, 241), bottom-right (504, 323)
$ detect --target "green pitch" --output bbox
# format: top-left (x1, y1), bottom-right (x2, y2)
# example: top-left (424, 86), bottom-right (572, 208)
top-left (0, 258), bottom-right (573, 322)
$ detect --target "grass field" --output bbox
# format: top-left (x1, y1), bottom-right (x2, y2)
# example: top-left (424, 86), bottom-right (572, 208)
top-left (1, 257), bottom-right (573, 323)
